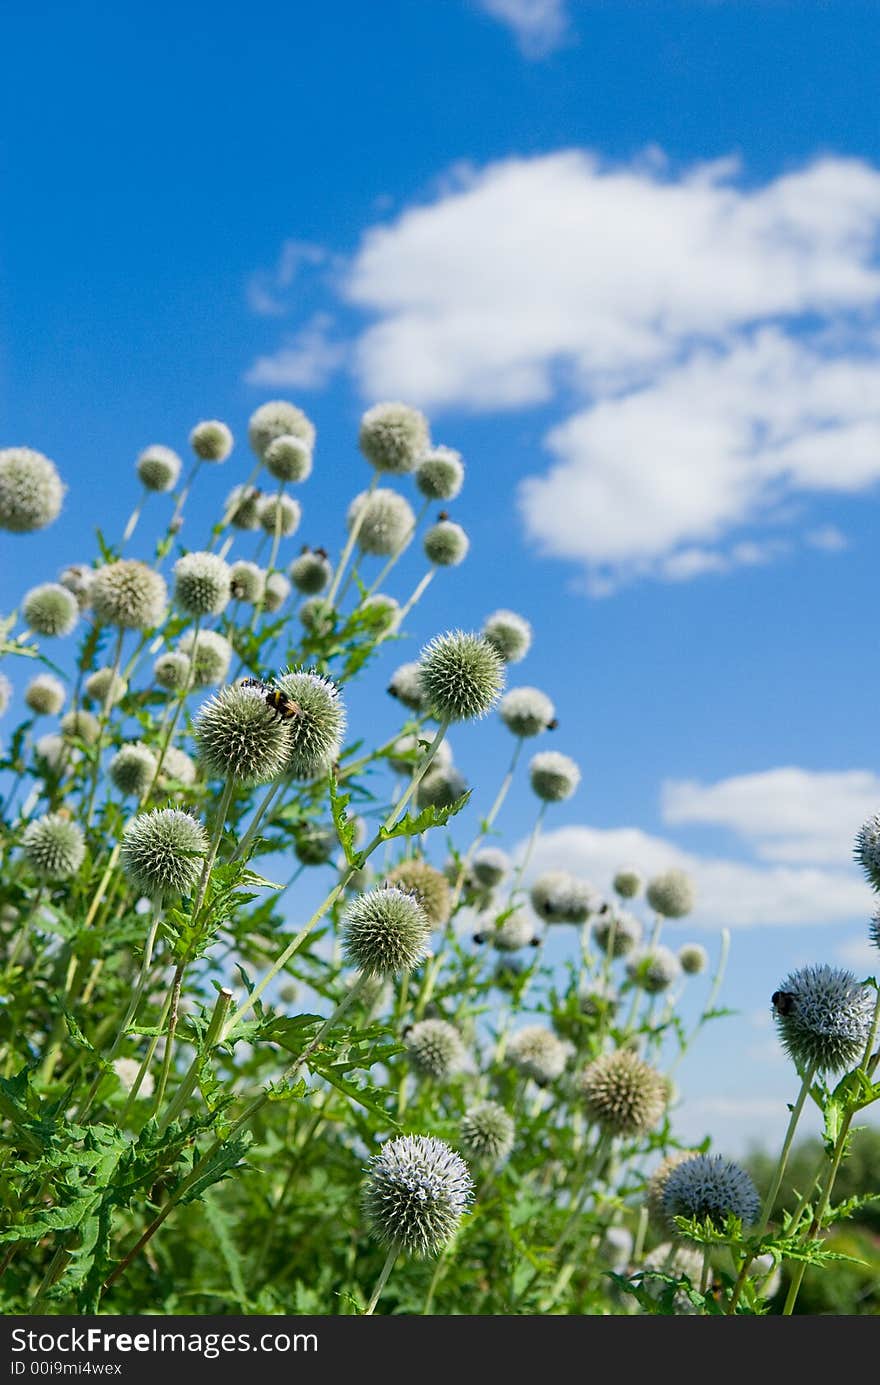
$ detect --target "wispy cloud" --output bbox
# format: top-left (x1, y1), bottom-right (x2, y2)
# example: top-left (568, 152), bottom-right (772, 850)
top-left (246, 240), bottom-right (329, 318)
top-left (476, 0), bottom-right (570, 58)
top-left (245, 313), bottom-right (346, 390)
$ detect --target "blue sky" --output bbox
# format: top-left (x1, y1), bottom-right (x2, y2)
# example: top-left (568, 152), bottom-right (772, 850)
top-left (3, 0), bottom-right (880, 1152)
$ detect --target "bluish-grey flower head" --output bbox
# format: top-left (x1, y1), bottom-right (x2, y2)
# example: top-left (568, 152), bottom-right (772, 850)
top-left (258, 492), bottom-right (301, 538)
top-left (0, 448), bottom-right (65, 532)
top-left (153, 650), bottom-right (191, 692)
top-left (405, 1019), bottom-right (465, 1080)
top-left (416, 446), bottom-right (464, 501)
top-left (359, 402), bottom-right (430, 474)
top-left (362, 1134), bottom-right (473, 1258)
top-left (121, 808), bottom-right (208, 902)
top-left (646, 1150), bottom-right (701, 1229)
top-left (190, 420), bottom-right (233, 462)
top-left (23, 583), bottom-right (79, 638)
top-left (646, 869), bottom-right (695, 919)
top-left (59, 564), bottom-right (94, 610)
top-left (294, 823), bottom-right (336, 866)
top-left (507, 1025), bottom-right (568, 1084)
top-left (361, 593), bottom-right (399, 632)
top-left (772, 964), bottom-right (874, 1073)
top-left (228, 560), bottom-right (265, 604)
top-left (528, 750), bottom-right (580, 803)
top-left (416, 764), bottom-right (469, 810)
top-left (22, 813), bottom-right (86, 881)
top-left (592, 907), bottom-right (643, 957)
top-left (500, 686), bottom-right (555, 739)
top-left (855, 815), bottom-right (880, 890)
top-left (482, 609), bottom-right (532, 664)
top-left (870, 907), bottom-right (880, 952)
top-left (85, 667), bottom-right (127, 707)
top-left (274, 669), bottom-right (346, 779)
top-left (224, 484), bottom-right (261, 530)
top-left (91, 561), bottom-right (168, 630)
top-left (24, 673), bottom-right (66, 717)
top-left (178, 629), bottom-right (232, 686)
top-left (418, 630), bottom-right (504, 724)
top-left (387, 661), bottom-right (429, 714)
top-left (530, 870), bottom-right (596, 925)
top-left (386, 859), bottom-right (452, 927)
top-left (424, 520), bottom-right (469, 567)
top-left (248, 400), bottom-right (315, 459)
top-left (679, 943), bottom-right (708, 976)
top-left (487, 911), bottom-right (537, 952)
top-left (61, 709), bottom-right (101, 745)
top-left (174, 551), bottom-right (231, 618)
top-left (346, 488), bottom-right (415, 555)
top-left (662, 1155), bottom-right (760, 1234)
top-left (136, 444), bottom-right (181, 492)
top-left (194, 683), bottom-right (292, 785)
top-left (299, 596), bottom-right (336, 638)
top-left (578, 1050), bottom-right (668, 1136)
top-left (109, 743), bottom-right (158, 797)
top-left (263, 571), bottom-right (291, 612)
top-left (160, 744), bottom-right (197, 789)
top-left (264, 432), bottom-right (313, 483)
top-left (290, 548), bottom-right (332, 595)
top-left (459, 1101), bottom-right (514, 1168)
top-left (626, 945), bottom-right (681, 994)
top-left (613, 868), bottom-right (642, 900)
top-left (471, 846), bottom-right (510, 888)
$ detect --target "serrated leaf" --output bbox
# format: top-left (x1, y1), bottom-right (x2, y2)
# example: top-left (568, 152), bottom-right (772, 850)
top-left (369, 792), bottom-right (471, 853)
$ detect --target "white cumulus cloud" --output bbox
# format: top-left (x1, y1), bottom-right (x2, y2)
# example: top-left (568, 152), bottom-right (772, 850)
top-left (476, 0), bottom-right (570, 57)
top-left (245, 313), bottom-right (346, 390)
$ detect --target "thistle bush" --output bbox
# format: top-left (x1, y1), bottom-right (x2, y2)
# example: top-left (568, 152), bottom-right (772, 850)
top-left (0, 398), bottom-right (878, 1321)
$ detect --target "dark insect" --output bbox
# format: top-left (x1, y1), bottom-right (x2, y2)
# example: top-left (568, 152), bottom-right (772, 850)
top-left (547, 718), bottom-right (559, 731)
top-left (437, 510), bottom-right (449, 522)
top-left (473, 932), bottom-right (486, 946)
top-left (772, 989), bottom-right (797, 1016)
top-left (241, 677), bottom-right (303, 723)
top-left (529, 936), bottom-right (541, 948)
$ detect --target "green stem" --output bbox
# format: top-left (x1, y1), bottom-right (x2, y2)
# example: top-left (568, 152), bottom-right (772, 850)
top-left (364, 1245), bottom-right (398, 1315)
top-left (327, 473), bottom-right (377, 606)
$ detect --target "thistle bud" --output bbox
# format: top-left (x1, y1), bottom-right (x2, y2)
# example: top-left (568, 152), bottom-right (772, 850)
top-left (91, 561), bottom-right (168, 630)
top-left (121, 807), bottom-right (209, 902)
top-left (22, 583), bottom-right (78, 637)
top-left (22, 813), bottom-right (86, 880)
top-left (136, 445), bottom-right (181, 492)
top-left (265, 433), bottom-right (312, 483)
top-left (24, 673), bottom-right (66, 716)
top-left (416, 446), bottom-right (464, 501)
top-left (174, 551), bottom-right (232, 618)
top-left (482, 609), bottom-right (531, 664)
top-left (362, 1134), bottom-right (473, 1258)
top-left (0, 448), bottom-right (64, 532)
top-left (359, 402), bottom-right (430, 474)
top-left (248, 401), bottom-right (315, 459)
top-left (190, 420), bottom-right (233, 462)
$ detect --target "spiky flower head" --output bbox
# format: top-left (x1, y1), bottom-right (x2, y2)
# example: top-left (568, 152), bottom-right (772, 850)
top-left (387, 661), bottom-right (428, 713)
top-left (499, 686), bottom-right (555, 739)
top-left (228, 560), bottom-right (265, 604)
top-left (121, 808), bottom-right (208, 902)
top-left (24, 673), bottom-right (66, 716)
top-left (386, 859), bottom-right (452, 927)
top-left (772, 964), bottom-right (874, 1073)
top-left (258, 492), bottom-right (301, 537)
top-left (646, 869), bottom-right (695, 919)
top-left (471, 847), bottom-right (510, 888)
top-left (416, 764), bottom-right (469, 810)
top-left (855, 815), bottom-right (880, 890)
top-left (487, 911), bottom-right (537, 952)
top-left (363, 1134), bottom-right (473, 1258)
top-left (679, 943), bottom-right (708, 976)
top-left (299, 596), bottom-right (336, 638)
top-left (264, 433), bottom-right (312, 483)
top-left (194, 683), bottom-right (292, 786)
top-left (34, 733), bottom-right (66, 772)
top-left (248, 401), bottom-right (315, 459)
top-left (113, 1057), bottom-right (155, 1099)
top-left (418, 630), bottom-right (504, 724)
top-left (22, 813), bottom-right (86, 881)
top-left (459, 1101), bottom-right (514, 1167)
top-left (342, 886), bottom-right (431, 977)
top-left (613, 869), bottom-right (641, 900)
top-left (58, 564), bottom-right (94, 609)
top-left (662, 1155), bottom-right (760, 1234)
top-left (0, 448), bottom-right (64, 532)
top-left (405, 1019), bottom-right (465, 1080)
top-left (529, 750), bottom-right (580, 803)
top-left (416, 446), bottom-right (464, 501)
top-left (592, 908), bottom-right (643, 957)
top-left (626, 945), bottom-right (681, 994)
top-left (424, 520), bottom-right (469, 567)
top-left (359, 402), bottom-right (430, 474)
top-left (346, 488), bottom-right (415, 555)
top-left (190, 420), bottom-right (233, 462)
top-left (290, 548), bottom-right (332, 595)
top-left (61, 709), bottom-right (101, 745)
top-left (646, 1150), bottom-right (700, 1229)
top-left (85, 667), bottom-right (127, 707)
top-left (23, 583), bottom-right (78, 637)
top-left (178, 629), bottom-right (232, 686)
top-left (482, 609), bottom-right (531, 664)
top-left (173, 551), bottom-right (231, 618)
top-left (274, 669), bottom-right (346, 779)
top-left (160, 744), bottom-right (197, 788)
top-left (262, 570), bottom-right (291, 613)
top-left (294, 823), bottom-right (336, 866)
top-left (362, 593), bottom-right (399, 632)
top-left (224, 484), bottom-right (261, 530)
top-left (109, 743), bottom-right (158, 797)
top-left (578, 1050), bottom-right (667, 1136)
top-left (507, 1025), bottom-right (568, 1084)
top-left (870, 907), bottom-right (880, 952)
top-left (153, 650), bottom-right (191, 691)
top-left (531, 870), bottom-right (596, 925)
top-left (136, 444), bottom-right (181, 492)
top-left (91, 561), bottom-right (168, 630)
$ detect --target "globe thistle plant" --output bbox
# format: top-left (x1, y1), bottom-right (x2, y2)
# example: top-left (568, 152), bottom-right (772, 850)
top-left (264, 433), bottom-right (312, 483)
top-left (342, 886), bottom-right (431, 977)
top-left (190, 420), bottom-right (233, 462)
top-left (347, 489), bottom-right (415, 556)
top-left (416, 764), bottom-right (469, 810)
top-left (362, 1134), bottom-right (473, 1259)
top-left (387, 661), bottom-right (428, 713)
top-left (263, 571), bottom-right (291, 612)
top-left (418, 631), bottom-right (504, 724)
top-left (361, 593), bottom-right (399, 632)
top-left (58, 564), bottom-right (94, 610)
top-left (358, 402), bottom-right (430, 474)
top-left (388, 733), bottom-right (453, 777)
top-left (294, 823), bottom-right (336, 866)
top-left (662, 1154), bottom-right (760, 1234)
top-left (855, 815), bottom-right (880, 890)
top-left (592, 908), bottom-right (643, 957)
top-left (646, 869), bottom-right (695, 919)
top-left (647, 1150), bottom-right (700, 1229)
top-left (679, 943), bottom-right (708, 976)
top-left (424, 520), bottom-right (469, 567)
top-left (530, 870), bottom-right (596, 925)
top-left (22, 813), bottom-right (86, 881)
top-left (299, 597), bottom-right (336, 638)
top-left (224, 484), bottom-right (261, 530)
top-left (178, 629), bottom-right (232, 686)
top-left (91, 561), bottom-right (168, 630)
top-left (499, 686), bottom-right (555, 739)
top-left (486, 911), bottom-right (537, 952)
top-left (120, 808), bottom-right (209, 902)
top-left (228, 560), bottom-right (265, 604)
top-left (0, 448), bottom-right (64, 532)
top-left (194, 683), bottom-right (292, 786)
top-left (34, 734), bottom-right (66, 772)
top-left (613, 868), bottom-right (642, 899)
top-left (258, 492), bottom-right (301, 538)
top-left (136, 444), bottom-right (181, 492)
top-left (416, 446), bottom-right (464, 501)
top-left (248, 401), bottom-right (315, 459)
top-left (626, 945), bottom-right (681, 994)
top-left (153, 651), bottom-right (191, 692)
top-left (290, 548), bottom-right (332, 595)
top-left (174, 551), bottom-right (231, 618)
top-left (507, 1025), bottom-right (568, 1084)
top-left (85, 667), bottom-right (128, 707)
top-left (109, 743), bottom-right (158, 797)
top-left (482, 609), bottom-right (531, 664)
top-left (471, 847), bottom-right (510, 888)
top-left (870, 906), bottom-right (880, 952)
top-left (771, 964), bottom-right (874, 1073)
top-left (24, 673), bottom-right (66, 716)
top-left (459, 1101), bottom-right (514, 1167)
top-left (528, 750), bottom-right (580, 803)
top-left (23, 583), bottom-right (79, 638)
top-left (578, 1050), bottom-right (668, 1137)
top-left (405, 1019), bottom-right (465, 1080)
top-left (159, 744), bottom-right (197, 788)
top-left (386, 859), bottom-right (452, 927)
top-left (274, 670), bottom-right (346, 779)
top-left (61, 709), bottom-right (101, 745)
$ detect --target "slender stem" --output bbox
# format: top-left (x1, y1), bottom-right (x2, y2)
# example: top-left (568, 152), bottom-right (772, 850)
top-left (327, 473), bottom-right (377, 606)
top-left (159, 987), bottom-right (233, 1130)
top-left (167, 458), bottom-right (202, 539)
top-left (121, 487), bottom-right (149, 549)
top-left (364, 1245), bottom-right (398, 1315)
top-left (361, 498), bottom-right (430, 601)
top-left (208, 459), bottom-right (263, 550)
top-left (83, 627), bottom-right (125, 828)
top-left (151, 962), bottom-right (185, 1115)
top-left (231, 775), bottom-right (288, 864)
top-left (508, 801), bottom-right (547, 903)
top-left (390, 568), bottom-right (435, 633)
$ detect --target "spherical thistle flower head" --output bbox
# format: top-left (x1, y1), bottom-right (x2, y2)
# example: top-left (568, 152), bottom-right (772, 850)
top-left (22, 813), bottom-right (86, 881)
top-left (23, 583), bottom-right (79, 638)
top-left (59, 564), bottom-right (94, 610)
top-left (772, 964), bottom-right (874, 1074)
top-left (359, 402), bottom-right (430, 475)
top-left (416, 764), bottom-right (469, 811)
top-left (488, 911), bottom-right (537, 952)
top-left (0, 448), bottom-right (64, 532)
top-left (178, 629), bottom-right (232, 686)
top-left (646, 869), bottom-right (695, 919)
top-left (855, 815), bottom-right (880, 890)
top-left (471, 846), bottom-right (510, 888)
top-left (346, 488), bottom-right (415, 556)
top-left (362, 1134), bottom-right (473, 1259)
top-left (386, 859), bottom-right (452, 927)
top-left (626, 945), bottom-right (681, 994)
top-left (91, 561), bottom-right (168, 630)
top-left (500, 686), bottom-right (556, 739)
top-left (85, 667), bottom-right (128, 707)
top-left (109, 743), bottom-right (158, 797)
top-left (423, 520), bottom-right (469, 568)
top-left (507, 1025), bottom-right (568, 1084)
top-left (387, 661), bottom-right (428, 714)
top-left (662, 1155), bottom-right (760, 1234)
top-left (274, 669), bottom-right (346, 780)
top-left (613, 868), bottom-right (642, 899)
top-left (264, 433), bottom-right (313, 484)
top-left (578, 977), bottom-right (619, 1019)
top-left (173, 551), bottom-right (231, 618)
top-left (342, 886), bottom-right (431, 977)
top-left (34, 733), bottom-right (66, 772)
top-left (190, 420), bottom-right (233, 462)
top-left (646, 1150), bottom-right (700, 1229)
top-left (113, 1057), bottom-right (155, 1100)
top-left (388, 732), bottom-right (453, 777)
top-left (61, 709), bottom-right (101, 746)
top-left (641, 1243), bottom-right (704, 1311)
top-left (24, 673), bottom-right (66, 717)
top-left (262, 570), bottom-right (292, 613)
top-left (194, 683), bottom-right (292, 786)
top-left (228, 560), bottom-right (265, 604)
top-left (531, 871), bottom-right (596, 925)
top-left (529, 750), bottom-right (580, 803)
top-left (299, 596), bottom-right (336, 638)
top-left (294, 823), bottom-right (336, 866)
top-left (870, 907), bottom-right (880, 953)
top-left (257, 492), bottom-right (301, 538)
top-left (592, 908), bottom-right (643, 957)
top-left (362, 593), bottom-right (399, 632)
top-left (679, 943), bottom-right (708, 976)
top-left (136, 444), bottom-right (181, 493)
top-left (121, 808), bottom-right (208, 902)
top-left (482, 609), bottom-right (532, 664)
top-left (578, 1050), bottom-right (668, 1137)
top-left (416, 446), bottom-right (464, 501)
top-left (459, 1101), bottom-right (514, 1167)
top-left (224, 484), bottom-right (261, 530)
top-left (405, 1019), bottom-right (465, 1080)
top-left (159, 744), bottom-right (197, 788)
top-left (153, 650), bottom-right (191, 692)
top-left (248, 401), bottom-right (315, 460)
top-left (418, 630), bottom-right (504, 724)
top-left (290, 548), bottom-right (332, 595)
